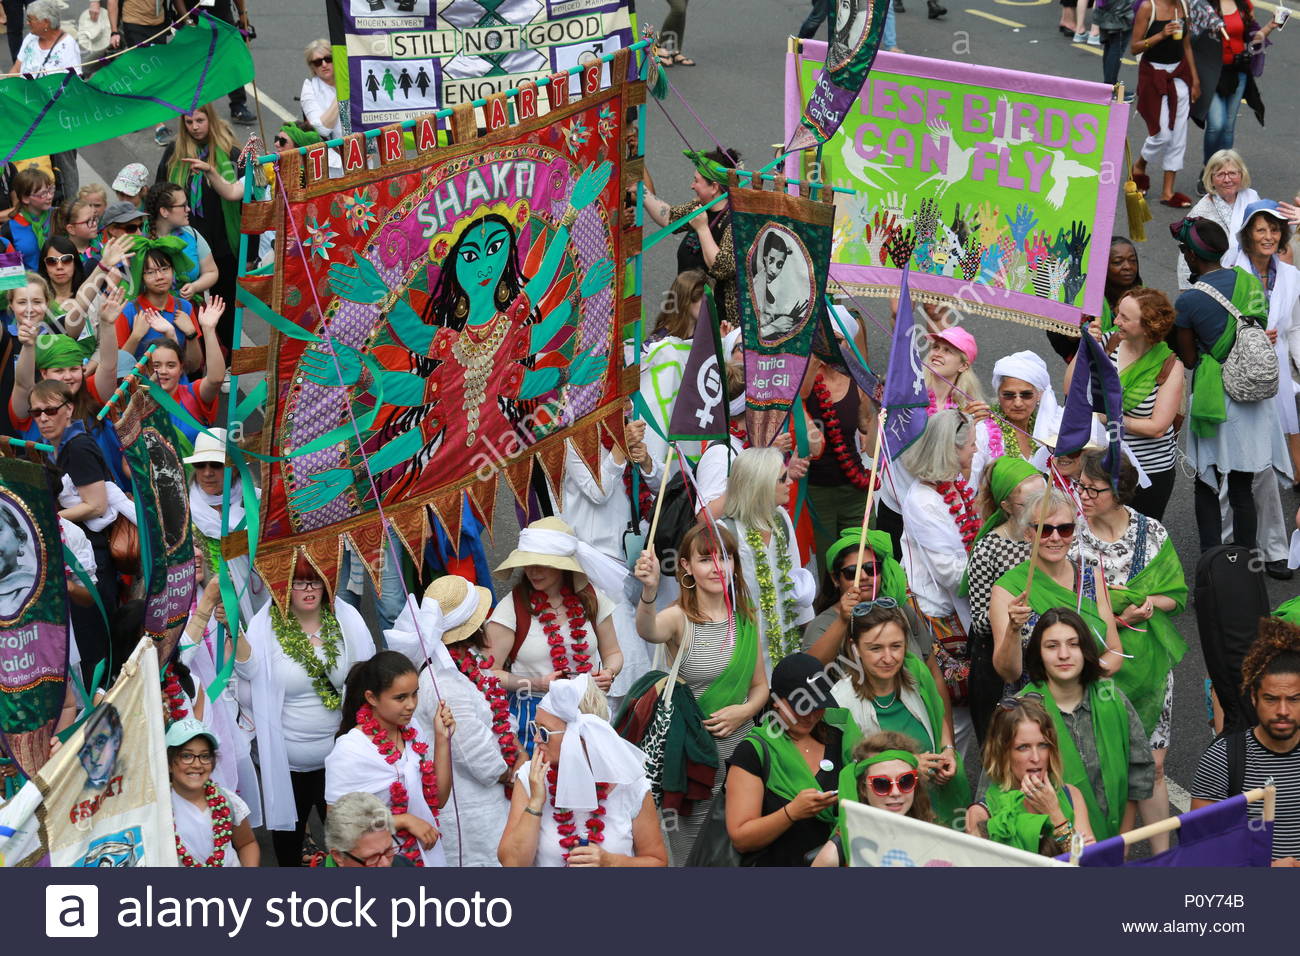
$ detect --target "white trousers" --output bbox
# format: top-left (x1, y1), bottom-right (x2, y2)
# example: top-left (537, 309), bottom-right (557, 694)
top-left (1140, 67), bottom-right (1189, 174)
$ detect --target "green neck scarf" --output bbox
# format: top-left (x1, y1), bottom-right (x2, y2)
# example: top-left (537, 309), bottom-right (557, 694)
top-left (1189, 267), bottom-right (1267, 438)
top-left (129, 234), bottom-right (196, 298)
top-left (1119, 340), bottom-right (1174, 414)
top-left (824, 529), bottom-right (908, 605)
top-left (995, 560), bottom-right (1108, 655)
top-left (696, 616), bottom-right (759, 716)
top-left (1104, 535), bottom-right (1189, 736)
top-left (903, 653), bottom-right (972, 828)
top-left (1098, 297), bottom-right (1115, 335)
top-left (169, 143), bottom-right (241, 252)
top-left (984, 780), bottom-right (1073, 854)
top-left (1022, 679), bottom-right (1129, 842)
top-left (746, 708), bottom-right (861, 824)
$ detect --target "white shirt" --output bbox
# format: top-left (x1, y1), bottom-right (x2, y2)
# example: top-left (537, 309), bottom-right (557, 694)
top-left (900, 481), bottom-right (972, 623)
top-left (695, 435), bottom-right (745, 508)
top-left (561, 444), bottom-right (660, 561)
top-left (326, 726), bottom-right (447, 867)
top-left (300, 75), bottom-right (343, 140)
top-left (170, 785), bottom-right (251, 868)
top-left (487, 587), bottom-right (616, 681)
top-left (515, 760), bottom-right (651, 867)
top-left (275, 639), bottom-right (350, 771)
top-left (16, 33), bottom-right (82, 74)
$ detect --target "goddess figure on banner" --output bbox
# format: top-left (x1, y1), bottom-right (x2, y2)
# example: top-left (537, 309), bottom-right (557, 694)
top-left (290, 161), bottom-right (615, 511)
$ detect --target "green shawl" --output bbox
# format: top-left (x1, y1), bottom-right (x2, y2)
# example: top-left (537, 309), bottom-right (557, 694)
top-left (985, 780), bottom-right (1074, 854)
top-left (168, 144), bottom-right (241, 253)
top-left (744, 708), bottom-right (862, 824)
top-left (824, 529), bottom-right (908, 605)
top-left (696, 616), bottom-right (759, 716)
top-left (1105, 536), bottom-right (1189, 735)
top-left (1189, 267), bottom-right (1267, 438)
top-left (1119, 341), bottom-right (1174, 414)
top-left (904, 653), bottom-right (972, 828)
top-left (995, 560), bottom-right (1108, 655)
top-left (1022, 679), bottom-right (1129, 841)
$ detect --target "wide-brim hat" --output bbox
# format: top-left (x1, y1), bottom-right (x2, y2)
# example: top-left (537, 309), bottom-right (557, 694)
top-left (183, 427), bottom-right (227, 466)
top-left (423, 574), bottom-right (492, 645)
top-left (496, 516), bottom-right (589, 589)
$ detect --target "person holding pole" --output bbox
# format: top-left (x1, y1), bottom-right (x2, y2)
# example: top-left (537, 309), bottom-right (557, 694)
top-left (988, 486), bottom-right (1124, 697)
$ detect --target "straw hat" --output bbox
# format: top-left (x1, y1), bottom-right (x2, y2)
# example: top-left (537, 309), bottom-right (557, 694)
top-left (183, 428), bottom-right (227, 466)
top-left (422, 574), bottom-right (492, 645)
top-left (496, 516), bottom-right (588, 589)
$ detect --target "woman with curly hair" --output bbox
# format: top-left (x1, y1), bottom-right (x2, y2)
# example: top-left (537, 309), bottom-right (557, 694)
top-left (1192, 618), bottom-right (1300, 864)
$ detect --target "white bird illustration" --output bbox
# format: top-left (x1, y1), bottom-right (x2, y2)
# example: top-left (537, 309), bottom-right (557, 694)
top-left (838, 134), bottom-right (900, 193)
top-left (916, 118), bottom-right (976, 198)
top-left (1042, 148), bottom-right (1095, 210)
top-left (988, 95), bottom-right (1036, 154)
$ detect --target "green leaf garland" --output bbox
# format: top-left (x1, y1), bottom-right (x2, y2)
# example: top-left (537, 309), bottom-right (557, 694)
top-left (747, 525), bottom-right (802, 669)
top-left (271, 604), bottom-right (343, 710)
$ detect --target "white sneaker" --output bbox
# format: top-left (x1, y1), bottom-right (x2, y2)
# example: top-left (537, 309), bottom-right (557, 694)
top-left (1072, 31), bottom-right (1088, 43)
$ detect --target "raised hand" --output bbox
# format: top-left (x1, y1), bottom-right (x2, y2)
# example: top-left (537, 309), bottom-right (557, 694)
top-left (976, 200), bottom-right (1004, 247)
top-left (958, 242), bottom-right (984, 281)
top-left (1005, 203), bottom-right (1038, 246)
top-left (98, 282), bottom-right (128, 325)
top-left (196, 295), bottom-right (226, 331)
top-left (1049, 228), bottom-right (1072, 262)
top-left (288, 467), bottom-right (354, 512)
top-left (579, 258), bottom-right (615, 298)
top-left (99, 234), bottom-right (134, 270)
top-left (1025, 230), bottom-right (1050, 271)
top-left (145, 309), bottom-right (176, 338)
top-left (568, 348), bottom-right (606, 387)
top-left (870, 213), bottom-right (902, 267)
top-left (885, 227), bottom-right (916, 269)
top-left (951, 201), bottom-right (975, 249)
top-left (882, 190), bottom-right (908, 221)
top-left (328, 253), bottom-right (387, 305)
top-left (1064, 269), bottom-right (1087, 303)
top-left (979, 244), bottom-right (1004, 283)
top-left (1046, 257), bottom-right (1071, 300)
top-left (914, 197), bottom-right (942, 246)
top-left (301, 340), bottom-right (364, 387)
top-left (569, 161), bottom-right (614, 211)
top-left (1066, 219), bottom-right (1091, 272)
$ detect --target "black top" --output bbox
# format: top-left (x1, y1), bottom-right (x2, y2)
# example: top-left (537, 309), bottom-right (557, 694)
top-left (728, 724), bottom-right (845, 867)
top-left (156, 144), bottom-right (241, 261)
top-left (56, 432), bottom-right (112, 489)
top-left (676, 206), bottom-right (730, 275)
top-left (0, 323), bottom-right (17, 440)
top-left (808, 383), bottom-right (862, 486)
top-left (1145, 18), bottom-right (1184, 65)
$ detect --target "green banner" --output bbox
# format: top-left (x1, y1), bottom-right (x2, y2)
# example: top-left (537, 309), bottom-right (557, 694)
top-left (0, 13), bottom-right (253, 163)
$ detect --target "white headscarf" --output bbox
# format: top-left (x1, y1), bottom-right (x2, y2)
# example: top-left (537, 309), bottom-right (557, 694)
top-left (723, 328), bottom-right (745, 418)
top-left (990, 351), bottom-right (1061, 446)
top-left (515, 526), bottom-right (629, 597)
top-left (382, 588), bottom-right (480, 673)
top-left (538, 675), bottom-right (648, 811)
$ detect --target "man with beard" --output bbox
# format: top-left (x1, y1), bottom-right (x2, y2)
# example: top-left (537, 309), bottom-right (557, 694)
top-left (1192, 618), bottom-right (1300, 865)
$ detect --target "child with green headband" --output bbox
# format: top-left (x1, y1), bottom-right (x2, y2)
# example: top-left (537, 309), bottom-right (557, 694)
top-left (812, 732), bottom-right (934, 866)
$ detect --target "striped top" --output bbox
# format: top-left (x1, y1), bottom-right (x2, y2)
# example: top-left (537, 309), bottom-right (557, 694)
top-left (1110, 345), bottom-right (1177, 475)
top-left (1192, 732), bottom-right (1300, 860)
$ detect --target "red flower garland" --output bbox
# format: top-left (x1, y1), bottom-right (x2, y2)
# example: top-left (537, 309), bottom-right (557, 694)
top-left (163, 663), bottom-right (189, 724)
top-left (356, 703), bottom-right (439, 866)
top-left (935, 477), bottom-right (981, 552)
top-left (811, 375), bottom-right (877, 492)
top-left (449, 647), bottom-right (521, 790)
top-left (530, 586), bottom-right (593, 678)
top-left (174, 781), bottom-right (233, 867)
top-left (600, 431), bottom-right (655, 524)
top-left (546, 764), bottom-right (611, 863)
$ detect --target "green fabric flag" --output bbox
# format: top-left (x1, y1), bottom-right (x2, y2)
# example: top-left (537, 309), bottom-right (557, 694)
top-left (1189, 268), bottom-right (1267, 438)
top-left (696, 616), bottom-right (759, 717)
top-left (904, 653), bottom-right (972, 829)
top-left (746, 708), bottom-right (861, 824)
top-left (0, 14), bottom-right (253, 163)
top-left (985, 780), bottom-right (1073, 854)
top-left (995, 560), bottom-right (1109, 656)
top-left (1119, 341), bottom-right (1174, 414)
top-left (1106, 537), bottom-right (1189, 736)
top-left (1023, 679), bottom-right (1130, 841)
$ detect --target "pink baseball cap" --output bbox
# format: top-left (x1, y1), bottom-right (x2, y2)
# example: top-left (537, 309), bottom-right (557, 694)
top-left (928, 327), bottom-right (978, 363)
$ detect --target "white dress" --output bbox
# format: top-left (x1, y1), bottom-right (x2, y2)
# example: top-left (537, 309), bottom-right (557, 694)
top-left (514, 760), bottom-right (651, 867)
top-left (900, 481), bottom-right (972, 625)
top-left (171, 785), bottom-right (251, 868)
top-left (325, 725), bottom-right (448, 867)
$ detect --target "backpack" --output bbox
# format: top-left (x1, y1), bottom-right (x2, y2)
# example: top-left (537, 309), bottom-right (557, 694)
top-left (652, 471), bottom-right (699, 576)
top-left (1192, 280), bottom-right (1279, 404)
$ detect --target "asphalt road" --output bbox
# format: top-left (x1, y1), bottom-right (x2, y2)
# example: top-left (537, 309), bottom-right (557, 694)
top-left (58, 0), bottom-right (1300, 821)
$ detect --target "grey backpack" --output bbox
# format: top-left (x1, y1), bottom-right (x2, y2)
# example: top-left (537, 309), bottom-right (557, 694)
top-left (1192, 280), bottom-right (1279, 404)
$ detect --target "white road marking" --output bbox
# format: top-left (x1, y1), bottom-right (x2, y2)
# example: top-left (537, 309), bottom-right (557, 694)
top-left (246, 84), bottom-right (296, 123)
top-left (1167, 777), bottom-right (1191, 814)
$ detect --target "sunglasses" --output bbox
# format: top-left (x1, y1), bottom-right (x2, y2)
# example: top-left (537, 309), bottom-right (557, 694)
top-left (43, 254), bottom-right (75, 267)
top-left (866, 771), bottom-right (918, 797)
top-left (1072, 480), bottom-right (1109, 500)
top-left (310, 56), bottom-right (332, 67)
top-left (192, 461), bottom-right (223, 470)
top-left (30, 403), bottom-right (68, 419)
top-left (1032, 522), bottom-right (1076, 539)
top-left (527, 720), bottom-right (564, 744)
top-left (852, 597), bottom-right (899, 615)
top-left (113, 222), bottom-right (142, 234)
top-left (997, 692), bottom-right (1045, 712)
top-left (274, 136), bottom-right (291, 147)
top-left (1000, 390), bottom-right (1037, 402)
top-left (837, 562), bottom-right (879, 580)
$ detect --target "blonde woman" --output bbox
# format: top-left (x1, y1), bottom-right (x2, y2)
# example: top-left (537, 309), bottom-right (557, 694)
top-left (722, 447), bottom-right (815, 672)
top-left (641, 269), bottom-right (708, 468)
top-left (300, 39), bottom-right (342, 141)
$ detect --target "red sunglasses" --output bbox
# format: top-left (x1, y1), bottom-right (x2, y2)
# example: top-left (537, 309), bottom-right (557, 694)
top-left (866, 770), bottom-right (918, 797)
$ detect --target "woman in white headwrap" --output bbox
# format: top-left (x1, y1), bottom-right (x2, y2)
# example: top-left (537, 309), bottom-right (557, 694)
top-left (978, 351), bottom-right (1063, 466)
top-left (383, 575), bottom-right (515, 867)
top-left (484, 517), bottom-right (626, 754)
top-left (498, 675), bottom-right (667, 867)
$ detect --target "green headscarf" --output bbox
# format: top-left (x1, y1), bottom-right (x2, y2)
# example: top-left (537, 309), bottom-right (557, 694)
top-left (35, 334), bottom-right (95, 371)
top-left (824, 529), bottom-right (908, 605)
top-left (683, 149), bottom-right (734, 186)
top-left (1276, 595), bottom-right (1300, 627)
top-left (279, 123), bottom-right (323, 149)
top-left (128, 234), bottom-right (196, 299)
top-left (975, 456), bottom-right (1042, 543)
